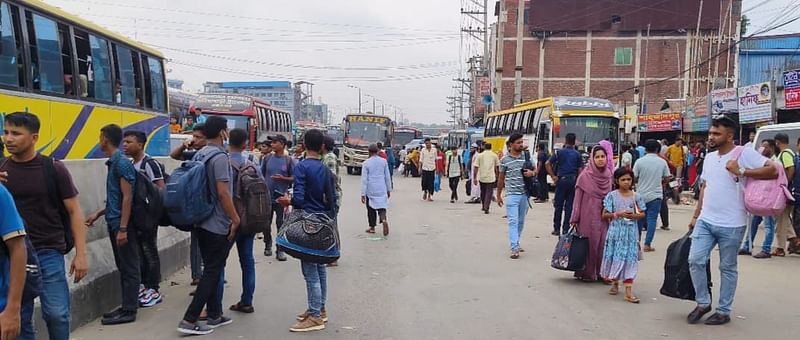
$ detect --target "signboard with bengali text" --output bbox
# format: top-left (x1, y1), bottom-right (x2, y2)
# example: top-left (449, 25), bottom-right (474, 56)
top-left (784, 69), bottom-right (800, 109)
top-left (638, 112), bottom-right (682, 133)
top-left (710, 89), bottom-right (738, 115)
top-left (737, 82), bottom-right (772, 124)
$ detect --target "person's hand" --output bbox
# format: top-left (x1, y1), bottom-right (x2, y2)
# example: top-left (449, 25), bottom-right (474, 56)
top-left (550, 175), bottom-right (559, 185)
top-left (387, 192), bottom-right (391, 199)
top-left (70, 253), bottom-right (89, 283)
top-left (227, 220), bottom-right (240, 242)
top-left (0, 308), bottom-right (21, 340)
top-left (621, 211), bottom-right (636, 220)
top-left (116, 231), bottom-right (128, 247)
top-left (497, 195), bottom-right (504, 207)
top-left (271, 174), bottom-right (284, 181)
top-left (523, 169), bottom-right (535, 177)
top-left (277, 194), bottom-right (291, 207)
top-left (473, 179), bottom-right (478, 186)
top-left (84, 213), bottom-right (99, 227)
top-left (0, 171), bottom-right (8, 183)
top-left (726, 159), bottom-right (739, 175)
top-left (361, 196), bottom-right (366, 204)
top-left (689, 217), bottom-right (697, 231)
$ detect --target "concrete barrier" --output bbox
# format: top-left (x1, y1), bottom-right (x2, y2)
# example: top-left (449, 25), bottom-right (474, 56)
top-left (30, 157), bottom-right (190, 337)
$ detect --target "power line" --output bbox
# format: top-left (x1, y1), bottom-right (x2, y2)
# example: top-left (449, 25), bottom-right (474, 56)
top-left (110, 30), bottom-right (458, 44)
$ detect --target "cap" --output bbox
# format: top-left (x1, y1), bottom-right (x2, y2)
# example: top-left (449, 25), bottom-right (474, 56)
top-left (471, 143), bottom-right (478, 148)
top-left (270, 135), bottom-right (288, 144)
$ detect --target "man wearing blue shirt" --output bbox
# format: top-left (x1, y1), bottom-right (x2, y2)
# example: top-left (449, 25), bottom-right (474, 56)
top-left (0, 184), bottom-right (27, 340)
top-left (86, 124), bottom-right (139, 325)
top-left (546, 133), bottom-right (583, 236)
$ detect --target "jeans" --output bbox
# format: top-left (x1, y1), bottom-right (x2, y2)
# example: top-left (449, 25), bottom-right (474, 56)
top-left (421, 170), bottom-right (436, 195)
top-left (741, 215), bottom-right (775, 253)
top-left (264, 201), bottom-right (285, 251)
top-left (190, 230), bottom-right (203, 280)
top-left (637, 199), bottom-right (663, 246)
top-left (365, 197), bottom-right (387, 227)
top-left (109, 229), bottom-right (141, 312)
top-left (688, 220), bottom-right (746, 315)
top-left (449, 176), bottom-right (460, 201)
top-left (184, 228), bottom-right (231, 323)
top-left (553, 176), bottom-right (577, 234)
top-left (506, 194), bottom-right (529, 251)
top-left (536, 172), bottom-right (549, 201)
top-left (235, 233), bottom-right (256, 306)
top-left (300, 261), bottom-right (327, 317)
top-left (138, 229), bottom-right (161, 290)
top-left (479, 181), bottom-right (496, 212)
top-left (19, 249), bottom-right (70, 340)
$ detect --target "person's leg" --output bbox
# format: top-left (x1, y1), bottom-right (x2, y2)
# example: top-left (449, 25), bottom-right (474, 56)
top-left (553, 181), bottom-right (566, 233)
top-left (236, 234), bottom-right (256, 306)
top-left (537, 173), bottom-right (549, 201)
top-left (742, 215), bottom-right (761, 252)
top-left (19, 297), bottom-right (35, 340)
top-left (644, 199), bottom-right (662, 247)
top-left (35, 249), bottom-right (71, 340)
top-left (562, 178), bottom-right (576, 234)
top-left (450, 176), bottom-right (459, 200)
top-left (317, 263), bottom-right (327, 310)
top-left (518, 194), bottom-right (529, 237)
top-left (300, 261), bottom-right (323, 317)
top-left (715, 225), bottom-right (747, 315)
top-left (762, 216), bottom-right (776, 254)
top-left (480, 182), bottom-right (492, 211)
top-left (688, 220), bottom-right (717, 310)
top-left (506, 194), bottom-right (521, 252)
top-left (190, 230), bottom-right (203, 280)
top-left (139, 230), bottom-right (161, 291)
top-left (366, 197), bottom-right (377, 227)
top-left (660, 195), bottom-right (670, 227)
top-left (183, 229), bottom-right (229, 323)
top-left (776, 205), bottom-right (793, 251)
top-left (116, 230), bottom-right (142, 313)
top-left (263, 204), bottom-right (276, 252)
top-left (794, 203), bottom-right (800, 241)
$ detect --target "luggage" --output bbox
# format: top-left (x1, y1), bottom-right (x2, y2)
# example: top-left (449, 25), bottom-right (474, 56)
top-left (231, 159), bottom-right (271, 235)
top-left (131, 157), bottom-right (165, 233)
top-left (163, 151), bottom-right (224, 229)
top-left (277, 209), bottom-right (340, 264)
top-left (732, 146), bottom-right (794, 216)
top-left (551, 227), bottom-right (589, 271)
top-left (660, 232), bottom-right (712, 301)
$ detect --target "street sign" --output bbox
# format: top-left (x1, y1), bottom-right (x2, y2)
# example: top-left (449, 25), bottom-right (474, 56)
top-left (784, 69), bottom-right (800, 109)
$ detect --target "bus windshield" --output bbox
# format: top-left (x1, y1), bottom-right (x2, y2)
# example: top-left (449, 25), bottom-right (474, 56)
top-left (327, 129), bottom-right (344, 145)
top-left (554, 116), bottom-right (619, 152)
top-left (393, 131), bottom-right (418, 147)
top-left (346, 121), bottom-right (390, 147)
top-left (207, 114), bottom-right (249, 132)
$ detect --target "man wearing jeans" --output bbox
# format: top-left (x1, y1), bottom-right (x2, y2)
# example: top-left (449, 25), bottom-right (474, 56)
top-left (633, 139), bottom-right (671, 252)
top-left (497, 133), bottom-right (535, 259)
top-left (546, 133), bottom-right (582, 235)
top-left (687, 116), bottom-right (776, 326)
top-left (260, 135), bottom-right (293, 261)
top-left (2, 112), bottom-right (89, 339)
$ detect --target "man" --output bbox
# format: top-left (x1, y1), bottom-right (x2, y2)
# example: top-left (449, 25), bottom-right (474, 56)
top-left (636, 141), bottom-right (646, 158)
top-left (122, 131), bottom-right (165, 309)
top-left (0, 184), bottom-right (27, 340)
top-left (687, 116), bottom-right (776, 326)
top-left (277, 129), bottom-right (337, 332)
top-left (743, 131), bottom-right (756, 148)
top-left (497, 133), bottom-right (535, 259)
top-left (177, 116), bottom-right (240, 335)
top-left (85, 124), bottom-right (139, 325)
top-left (293, 141), bottom-right (306, 163)
top-left (170, 123), bottom-right (206, 286)
top-left (193, 108), bottom-right (207, 125)
top-left (417, 138), bottom-right (437, 201)
top-left (376, 142), bottom-right (388, 160)
top-left (260, 135), bottom-right (294, 260)
top-left (361, 144), bottom-right (392, 236)
top-left (773, 133), bottom-right (797, 257)
top-left (793, 138), bottom-right (800, 255)
top-left (534, 143), bottom-right (549, 203)
top-left (465, 143), bottom-right (481, 203)
top-left (634, 139), bottom-right (672, 252)
top-left (620, 144), bottom-right (633, 169)
top-left (445, 145), bottom-right (463, 203)
top-left (227, 128), bottom-right (258, 314)
top-left (667, 139), bottom-right (687, 203)
top-left (473, 142), bottom-right (499, 214)
top-left (660, 139), bottom-right (669, 156)
top-left (1, 112), bottom-right (88, 340)
top-left (398, 147), bottom-right (408, 170)
top-left (256, 140), bottom-right (273, 164)
top-left (546, 133), bottom-right (582, 235)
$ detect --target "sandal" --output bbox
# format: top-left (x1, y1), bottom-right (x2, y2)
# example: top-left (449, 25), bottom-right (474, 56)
top-left (510, 252), bottom-right (520, 259)
top-left (609, 282), bottom-right (619, 295)
top-left (365, 228), bottom-right (376, 234)
top-left (772, 248), bottom-right (786, 257)
top-left (624, 295), bottom-right (641, 304)
top-left (229, 302), bottom-right (255, 314)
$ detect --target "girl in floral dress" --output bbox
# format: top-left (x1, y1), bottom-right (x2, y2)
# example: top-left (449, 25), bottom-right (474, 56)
top-left (600, 168), bottom-right (646, 303)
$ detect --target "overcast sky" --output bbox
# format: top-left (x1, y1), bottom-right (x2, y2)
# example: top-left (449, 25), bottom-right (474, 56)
top-left (42, 0), bottom-right (800, 124)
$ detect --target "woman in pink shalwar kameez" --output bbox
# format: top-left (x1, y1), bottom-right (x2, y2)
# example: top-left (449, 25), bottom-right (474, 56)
top-left (570, 146), bottom-right (613, 282)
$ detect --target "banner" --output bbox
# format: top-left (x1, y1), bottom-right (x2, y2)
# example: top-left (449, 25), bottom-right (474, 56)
top-left (784, 69), bottom-right (800, 109)
top-left (638, 112), bottom-right (682, 133)
top-left (709, 88), bottom-right (738, 115)
top-left (737, 82), bottom-right (772, 124)
top-left (684, 96), bottom-right (709, 132)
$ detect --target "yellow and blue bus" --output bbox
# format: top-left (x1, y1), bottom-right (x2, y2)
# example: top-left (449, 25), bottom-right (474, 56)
top-left (0, 0), bottom-right (169, 159)
top-left (483, 96), bottom-right (619, 158)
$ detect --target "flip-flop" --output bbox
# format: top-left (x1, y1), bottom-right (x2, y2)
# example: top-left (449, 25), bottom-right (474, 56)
top-left (624, 295), bottom-right (641, 304)
top-left (365, 228), bottom-right (376, 234)
top-left (609, 285), bottom-right (619, 295)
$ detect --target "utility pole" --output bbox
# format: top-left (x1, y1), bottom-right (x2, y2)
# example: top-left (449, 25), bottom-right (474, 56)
top-left (348, 85), bottom-right (362, 114)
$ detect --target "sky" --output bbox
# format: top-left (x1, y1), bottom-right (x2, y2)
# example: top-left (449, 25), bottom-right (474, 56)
top-left (40, 0), bottom-right (800, 124)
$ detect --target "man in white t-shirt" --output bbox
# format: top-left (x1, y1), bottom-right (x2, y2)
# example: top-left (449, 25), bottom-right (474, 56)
top-left (686, 116), bottom-right (777, 326)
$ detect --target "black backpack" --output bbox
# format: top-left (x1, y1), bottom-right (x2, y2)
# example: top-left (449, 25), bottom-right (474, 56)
top-left (131, 157), bottom-right (166, 233)
top-left (231, 159), bottom-right (271, 235)
top-left (522, 151), bottom-right (538, 198)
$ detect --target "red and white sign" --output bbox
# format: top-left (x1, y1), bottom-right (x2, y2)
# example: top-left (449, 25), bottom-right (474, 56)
top-left (784, 69), bottom-right (800, 109)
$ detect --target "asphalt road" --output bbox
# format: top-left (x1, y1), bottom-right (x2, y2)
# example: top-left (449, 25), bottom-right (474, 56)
top-left (71, 172), bottom-right (800, 340)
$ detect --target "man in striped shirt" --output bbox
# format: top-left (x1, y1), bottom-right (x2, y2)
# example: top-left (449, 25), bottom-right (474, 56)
top-left (497, 133), bottom-right (536, 259)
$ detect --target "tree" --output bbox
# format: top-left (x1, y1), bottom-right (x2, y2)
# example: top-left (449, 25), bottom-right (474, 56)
top-left (741, 15), bottom-right (750, 37)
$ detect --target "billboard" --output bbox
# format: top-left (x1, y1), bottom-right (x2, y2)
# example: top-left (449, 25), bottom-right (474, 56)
top-left (474, 77), bottom-right (490, 114)
top-left (684, 96), bottom-right (709, 132)
top-left (709, 88), bottom-right (738, 115)
top-left (737, 82), bottom-right (773, 124)
top-left (784, 69), bottom-right (800, 110)
top-left (638, 112), bottom-right (682, 133)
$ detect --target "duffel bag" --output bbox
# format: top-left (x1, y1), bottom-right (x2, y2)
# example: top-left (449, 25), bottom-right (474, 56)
top-left (277, 209), bottom-right (340, 264)
top-left (551, 227), bottom-right (589, 272)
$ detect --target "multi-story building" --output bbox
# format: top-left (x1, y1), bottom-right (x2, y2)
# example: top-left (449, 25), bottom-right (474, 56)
top-left (489, 0), bottom-right (742, 118)
top-left (739, 34), bottom-right (800, 123)
top-left (203, 81), bottom-right (298, 118)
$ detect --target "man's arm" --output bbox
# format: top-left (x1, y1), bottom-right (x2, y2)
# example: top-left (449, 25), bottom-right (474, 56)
top-left (216, 181), bottom-right (240, 241)
top-left (119, 178), bottom-right (133, 230)
top-left (170, 142), bottom-right (189, 160)
top-left (496, 170), bottom-right (505, 206)
top-left (788, 166), bottom-right (795, 183)
top-left (64, 197), bottom-right (88, 283)
top-left (545, 161), bottom-right (556, 178)
top-left (1, 235), bottom-right (25, 339)
top-left (690, 182), bottom-right (706, 229)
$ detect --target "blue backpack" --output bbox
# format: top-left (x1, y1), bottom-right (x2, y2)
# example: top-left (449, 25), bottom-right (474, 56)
top-left (163, 151), bottom-right (224, 229)
top-left (793, 153), bottom-right (800, 204)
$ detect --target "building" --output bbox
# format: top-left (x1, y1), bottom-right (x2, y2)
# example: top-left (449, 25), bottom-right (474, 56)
top-left (203, 81), bottom-right (298, 118)
top-left (738, 34), bottom-right (800, 124)
top-left (167, 79), bottom-right (184, 90)
top-left (489, 0), bottom-right (741, 121)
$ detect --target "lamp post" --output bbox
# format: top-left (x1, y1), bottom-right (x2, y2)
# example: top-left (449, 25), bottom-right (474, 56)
top-left (347, 85), bottom-right (362, 114)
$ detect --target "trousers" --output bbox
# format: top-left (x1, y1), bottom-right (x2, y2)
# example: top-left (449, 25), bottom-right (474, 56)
top-left (480, 181), bottom-right (496, 212)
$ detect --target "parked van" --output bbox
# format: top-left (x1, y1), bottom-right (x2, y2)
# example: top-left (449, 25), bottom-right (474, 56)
top-left (754, 123), bottom-right (800, 149)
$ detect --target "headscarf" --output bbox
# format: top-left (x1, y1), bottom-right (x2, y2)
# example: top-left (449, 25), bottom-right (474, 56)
top-left (576, 146), bottom-right (613, 199)
top-left (599, 140), bottom-right (615, 172)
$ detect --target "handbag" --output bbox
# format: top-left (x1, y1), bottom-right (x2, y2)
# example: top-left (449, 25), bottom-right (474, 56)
top-left (660, 232), bottom-right (712, 300)
top-left (550, 227), bottom-right (589, 271)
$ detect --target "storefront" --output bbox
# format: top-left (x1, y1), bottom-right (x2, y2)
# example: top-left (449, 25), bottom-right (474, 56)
top-left (638, 112), bottom-right (683, 142)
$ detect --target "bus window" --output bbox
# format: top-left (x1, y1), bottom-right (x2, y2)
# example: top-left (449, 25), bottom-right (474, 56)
top-left (499, 115), bottom-right (509, 135)
top-left (112, 44), bottom-right (136, 105)
top-left (57, 23), bottom-right (74, 96)
top-left (141, 55), bottom-right (152, 108)
top-left (537, 122), bottom-right (550, 148)
top-left (146, 56), bottom-right (165, 111)
top-left (0, 1), bottom-right (19, 87)
top-left (130, 50), bottom-right (143, 106)
top-left (27, 12), bottom-right (64, 94)
top-left (506, 113), bottom-right (516, 134)
top-left (526, 109), bottom-right (537, 134)
top-left (519, 110), bottom-right (530, 134)
top-left (88, 35), bottom-right (112, 102)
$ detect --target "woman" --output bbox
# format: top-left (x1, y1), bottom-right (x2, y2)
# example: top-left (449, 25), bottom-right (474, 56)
top-left (570, 146), bottom-right (613, 282)
top-left (599, 140), bottom-right (615, 172)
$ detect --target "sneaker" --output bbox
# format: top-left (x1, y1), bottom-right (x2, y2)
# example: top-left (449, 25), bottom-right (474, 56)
top-left (101, 310), bottom-right (136, 325)
top-left (738, 249), bottom-right (751, 256)
top-left (140, 290), bottom-right (163, 308)
top-left (289, 316), bottom-right (325, 332)
top-left (296, 308), bottom-right (328, 322)
top-left (264, 248), bottom-right (273, 257)
top-left (103, 307), bottom-right (124, 319)
top-left (753, 251), bottom-right (772, 259)
top-left (177, 321), bottom-right (213, 335)
top-left (704, 313), bottom-right (731, 325)
top-left (276, 251), bottom-right (288, 261)
top-left (138, 285), bottom-right (146, 299)
top-left (206, 316), bottom-right (233, 329)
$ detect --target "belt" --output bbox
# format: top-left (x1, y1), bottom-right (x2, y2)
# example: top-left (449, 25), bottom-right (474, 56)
top-left (558, 175), bottom-right (577, 179)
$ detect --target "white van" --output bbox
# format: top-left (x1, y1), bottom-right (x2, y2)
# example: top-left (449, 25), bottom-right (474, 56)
top-left (754, 123), bottom-right (800, 149)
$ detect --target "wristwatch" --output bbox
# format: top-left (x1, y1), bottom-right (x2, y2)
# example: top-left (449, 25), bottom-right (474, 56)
top-left (738, 167), bottom-right (746, 176)
top-left (119, 227), bottom-right (128, 233)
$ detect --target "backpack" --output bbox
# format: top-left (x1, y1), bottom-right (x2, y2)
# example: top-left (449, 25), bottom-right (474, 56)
top-left (231, 159), bottom-right (271, 235)
top-left (731, 146), bottom-right (794, 216)
top-left (0, 156), bottom-right (73, 254)
top-left (660, 232), bottom-right (711, 301)
top-left (522, 151), bottom-right (538, 198)
top-left (792, 153), bottom-right (800, 204)
top-left (163, 151), bottom-right (225, 229)
top-left (130, 157), bottom-right (165, 233)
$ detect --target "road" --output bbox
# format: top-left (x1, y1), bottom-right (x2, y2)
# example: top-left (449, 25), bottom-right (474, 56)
top-left (71, 172), bottom-right (799, 340)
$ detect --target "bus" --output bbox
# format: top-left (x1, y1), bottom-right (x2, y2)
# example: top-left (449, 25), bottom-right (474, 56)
top-left (191, 93), bottom-right (292, 150)
top-left (483, 96), bottom-right (619, 160)
top-left (445, 129), bottom-right (468, 150)
top-left (294, 120), bottom-right (324, 145)
top-left (168, 87), bottom-right (198, 122)
top-left (325, 124), bottom-right (344, 147)
top-left (0, 0), bottom-right (169, 159)
top-left (342, 113), bottom-right (393, 175)
top-left (392, 126), bottom-right (422, 150)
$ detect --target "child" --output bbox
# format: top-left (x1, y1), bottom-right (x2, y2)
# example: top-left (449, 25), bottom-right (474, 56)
top-left (600, 168), bottom-right (646, 303)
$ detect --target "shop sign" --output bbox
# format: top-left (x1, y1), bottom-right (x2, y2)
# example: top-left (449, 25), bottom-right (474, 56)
top-left (737, 82), bottom-right (772, 124)
top-left (784, 69), bottom-right (800, 109)
top-left (638, 112), bottom-right (682, 132)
